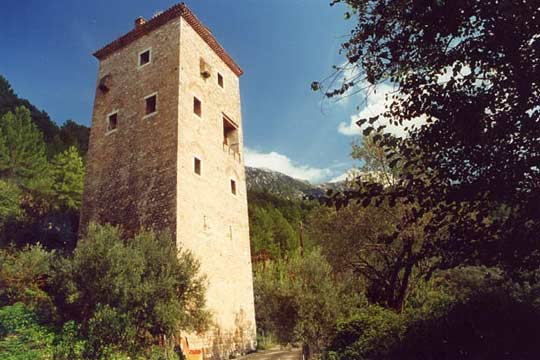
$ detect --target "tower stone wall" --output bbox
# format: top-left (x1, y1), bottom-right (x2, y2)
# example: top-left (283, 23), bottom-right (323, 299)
top-left (80, 4), bottom-right (256, 358)
top-left (81, 18), bottom-right (181, 237)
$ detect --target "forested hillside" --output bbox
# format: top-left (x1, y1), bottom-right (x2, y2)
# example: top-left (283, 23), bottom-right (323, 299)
top-left (0, 75), bottom-right (89, 157)
top-left (0, 76), bottom-right (89, 250)
top-left (248, 190), bottom-right (316, 261)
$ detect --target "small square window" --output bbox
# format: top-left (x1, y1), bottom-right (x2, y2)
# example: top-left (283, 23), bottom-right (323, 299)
top-left (217, 73), bottom-right (224, 88)
top-left (107, 112), bottom-right (118, 133)
top-left (139, 49), bottom-right (151, 67)
top-left (194, 157), bottom-right (201, 175)
top-left (193, 97), bottom-right (202, 117)
top-left (145, 94), bottom-right (157, 115)
top-left (230, 179), bottom-right (237, 195)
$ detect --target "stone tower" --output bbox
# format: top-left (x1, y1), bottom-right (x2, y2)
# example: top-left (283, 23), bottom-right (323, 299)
top-left (80, 3), bottom-right (256, 358)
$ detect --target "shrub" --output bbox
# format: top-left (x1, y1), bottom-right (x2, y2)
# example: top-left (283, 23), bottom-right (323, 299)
top-left (325, 271), bottom-right (540, 360)
top-left (324, 305), bottom-right (404, 360)
top-left (0, 302), bottom-right (54, 360)
top-left (50, 223), bottom-right (209, 357)
top-left (0, 245), bottom-right (56, 321)
top-left (389, 289), bottom-right (540, 360)
top-left (53, 321), bottom-right (85, 360)
top-left (254, 249), bottom-right (348, 355)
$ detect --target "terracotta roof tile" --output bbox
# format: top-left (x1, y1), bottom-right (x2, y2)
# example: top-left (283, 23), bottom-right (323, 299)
top-left (93, 3), bottom-right (243, 76)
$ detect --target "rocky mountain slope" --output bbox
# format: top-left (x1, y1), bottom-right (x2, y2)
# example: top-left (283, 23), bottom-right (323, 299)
top-left (245, 166), bottom-right (348, 199)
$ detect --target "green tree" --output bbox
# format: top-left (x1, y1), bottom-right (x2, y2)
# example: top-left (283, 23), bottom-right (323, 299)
top-left (0, 75), bottom-right (90, 157)
top-left (254, 249), bottom-right (349, 357)
top-left (50, 223), bottom-right (209, 358)
top-left (314, 132), bottom-right (435, 311)
top-left (0, 245), bottom-right (56, 321)
top-left (1, 75), bottom-right (68, 157)
top-left (0, 180), bottom-right (22, 231)
top-left (325, 271), bottom-right (540, 360)
top-left (50, 146), bottom-right (84, 211)
top-left (317, 0), bottom-right (540, 275)
top-left (59, 120), bottom-right (90, 155)
top-left (269, 208), bottom-right (298, 258)
top-left (248, 190), bottom-right (309, 261)
top-left (0, 107), bottom-right (49, 190)
top-left (250, 207), bottom-right (278, 259)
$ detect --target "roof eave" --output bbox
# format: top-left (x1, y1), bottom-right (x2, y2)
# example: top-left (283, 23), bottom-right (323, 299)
top-left (92, 3), bottom-right (243, 77)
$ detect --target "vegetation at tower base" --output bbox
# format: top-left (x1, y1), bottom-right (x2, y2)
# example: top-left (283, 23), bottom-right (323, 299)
top-left (0, 83), bottom-right (209, 357)
top-left (0, 224), bottom-right (208, 359)
top-left (249, 131), bottom-right (540, 359)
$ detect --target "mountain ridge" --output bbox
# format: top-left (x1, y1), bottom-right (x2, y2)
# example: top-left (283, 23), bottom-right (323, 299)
top-left (245, 166), bottom-right (348, 199)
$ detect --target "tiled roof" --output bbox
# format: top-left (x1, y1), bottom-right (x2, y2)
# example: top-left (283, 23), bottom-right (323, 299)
top-left (93, 3), bottom-right (243, 76)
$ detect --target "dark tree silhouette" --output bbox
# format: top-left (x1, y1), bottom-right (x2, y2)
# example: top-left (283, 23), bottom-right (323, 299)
top-left (316, 0), bottom-right (540, 275)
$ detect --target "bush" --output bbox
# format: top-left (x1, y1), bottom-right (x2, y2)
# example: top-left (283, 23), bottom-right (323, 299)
top-left (0, 303), bottom-right (54, 360)
top-left (325, 271), bottom-right (540, 360)
top-left (53, 321), bottom-right (85, 360)
top-left (50, 223), bottom-right (209, 357)
top-left (0, 245), bottom-right (56, 321)
top-left (325, 305), bottom-right (404, 360)
top-left (389, 289), bottom-right (540, 360)
top-left (254, 249), bottom-right (350, 355)
top-left (256, 331), bottom-right (277, 350)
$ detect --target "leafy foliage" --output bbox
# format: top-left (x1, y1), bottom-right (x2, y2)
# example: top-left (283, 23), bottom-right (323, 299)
top-left (248, 191), bottom-right (313, 260)
top-left (310, 132), bottom-right (436, 311)
top-left (53, 321), bottom-right (85, 360)
top-left (0, 106), bottom-right (84, 250)
top-left (58, 120), bottom-right (90, 155)
top-left (254, 249), bottom-right (356, 356)
top-left (0, 224), bottom-right (205, 359)
top-left (319, 0), bottom-right (540, 276)
top-left (0, 303), bottom-right (55, 360)
top-left (0, 107), bottom-right (49, 189)
top-left (0, 180), bottom-right (22, 231)
top-left (0, 75), bottom-right (89, 157)
top-left (50, 223), bottom-right (209, 357)
top-left (325, 275), bottom-right (540, 360)
top-left (50, 146), bottom-right (84, 211)
top-left (0, 245), bottom-right (56, 321)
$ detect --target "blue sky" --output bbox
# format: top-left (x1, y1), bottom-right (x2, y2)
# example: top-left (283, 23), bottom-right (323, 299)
top-left (0, 0), bottom-right (368, 183)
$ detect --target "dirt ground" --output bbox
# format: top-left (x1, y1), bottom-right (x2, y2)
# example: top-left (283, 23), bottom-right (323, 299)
top-left (238, 348), bottom-right (302, 360)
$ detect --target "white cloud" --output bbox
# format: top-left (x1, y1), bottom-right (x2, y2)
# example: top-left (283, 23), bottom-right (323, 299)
top-left (244, 147), bottom-right (332, 184)
top-left (338, 82), bottom-right (427, 138)
top-left (328, 168), bottom-right (361, 183)
top-left (337, 62), bottom-right (499, 139)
